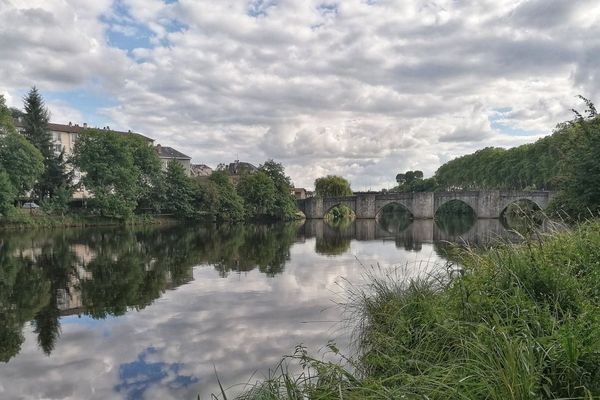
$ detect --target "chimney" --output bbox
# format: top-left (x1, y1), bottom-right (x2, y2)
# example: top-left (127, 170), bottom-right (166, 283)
top-left (106, 126), bottom-right (110, 130)
top-left (68, 121), bottom-right (72, 126)
top-left (83, 122), bottom-right (87, 128)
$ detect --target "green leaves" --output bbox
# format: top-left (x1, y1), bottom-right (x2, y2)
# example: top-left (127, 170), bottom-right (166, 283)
top-left (314, 175), bottom-right (352, 197)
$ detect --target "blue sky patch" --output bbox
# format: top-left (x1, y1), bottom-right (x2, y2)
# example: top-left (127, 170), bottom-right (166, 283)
top-left (114, 347), bottom-right (199, 400)
top-left (489, 107), bottom-right (542, 137)
top-left (44, 89), bottom-right (117, 127)
top-left (247, 0), bottom-right (278, 17)
top-left (318, 3), bottom-right (338, 15)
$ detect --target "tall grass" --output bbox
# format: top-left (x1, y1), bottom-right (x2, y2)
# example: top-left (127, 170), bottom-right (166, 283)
top-left (215, 220), bottom-right (600, 399)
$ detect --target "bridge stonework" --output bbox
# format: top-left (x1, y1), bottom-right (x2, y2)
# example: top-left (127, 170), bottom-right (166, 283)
top-left (297, 191), bottom-right (557, 219)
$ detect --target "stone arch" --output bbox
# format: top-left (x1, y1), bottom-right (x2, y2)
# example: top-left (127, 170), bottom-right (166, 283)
top-left (374, 199), bottom-right (414, 218)
top-left (375, 201), bottom-right (414, 234)
top-left (322, 200), bottom-right (356, 217)
top-left (499, 198), bottom-right (543, 217)
top-left (375, 200), bottom-right (414, 218)
top-left (434, 198), bottom-right (478, 218)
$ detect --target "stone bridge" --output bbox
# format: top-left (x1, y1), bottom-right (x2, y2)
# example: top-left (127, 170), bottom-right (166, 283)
top-left (297, 191), bottom-right (557, 219)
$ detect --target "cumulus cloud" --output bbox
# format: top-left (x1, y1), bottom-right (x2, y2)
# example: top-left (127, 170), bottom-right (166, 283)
top-left (1, 0), bottom-right (599, 189)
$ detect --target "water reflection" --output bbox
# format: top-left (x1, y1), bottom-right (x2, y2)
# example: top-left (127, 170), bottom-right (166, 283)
top-left (0, 217), bottom-right (525, 399)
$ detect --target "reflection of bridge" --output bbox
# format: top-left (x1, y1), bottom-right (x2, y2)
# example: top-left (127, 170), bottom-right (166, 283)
top-left (297, 191), bottom-right (557, 219)
top-left (300, 219), bottom-right (519, 245)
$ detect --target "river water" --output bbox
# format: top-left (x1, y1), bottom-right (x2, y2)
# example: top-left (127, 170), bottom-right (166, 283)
top-left (0, 217), bottom-right (521, 399)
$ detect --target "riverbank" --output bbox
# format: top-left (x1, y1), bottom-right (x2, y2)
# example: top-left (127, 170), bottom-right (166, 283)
top-left (230, 219), bottom-right (600, 399)
top-left (0, 209), bottom-right (179, 229)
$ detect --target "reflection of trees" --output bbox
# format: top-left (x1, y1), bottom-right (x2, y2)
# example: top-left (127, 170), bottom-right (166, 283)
top-left (377, 204), bottom-right (413, 233)
top-left (0, 238), bottom-right (51, 362)
top-left (209, 223), bottom-right (300, 277)
top-left (315, 223), bottom-right (352, 256)
top-left (435, 213), bottom-right (476, 236)
top-left (0, 223), bottom-right (302, 361)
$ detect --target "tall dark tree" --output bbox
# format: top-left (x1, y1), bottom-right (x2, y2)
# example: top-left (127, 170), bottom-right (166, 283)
top-left (22, 87), bottom-right (52, 158)
top-left (22, 87), bottom-right (71, 200)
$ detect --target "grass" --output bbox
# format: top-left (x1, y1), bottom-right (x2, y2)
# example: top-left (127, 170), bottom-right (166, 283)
top-left (214, 220), bottom-right (600, 399)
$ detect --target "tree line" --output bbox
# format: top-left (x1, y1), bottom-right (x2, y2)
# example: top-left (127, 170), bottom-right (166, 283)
top-left (390, 97), bottom-right (600, 218)
top-left (0, 88), bottom-right (299, 222)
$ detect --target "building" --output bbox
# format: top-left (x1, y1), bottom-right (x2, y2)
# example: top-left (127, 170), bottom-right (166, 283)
top-left (190, 164), bottom-right (213, 178)
top-left (220, 160), bottom-right (258, 185)
top-left (292, 188), bottom-right (312, 200)
top-left (13, 119), bottom-right (154, 157)
top-left (155, 144), bottom-right (192, 176)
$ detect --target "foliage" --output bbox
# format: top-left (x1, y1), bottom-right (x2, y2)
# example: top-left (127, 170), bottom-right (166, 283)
top-left (314, 175), bottom-right (353, 197)
top-left (209, 171), bottom-right (245, 221)
top-left (22, 87), bottom-right (52, 159)
top-left (238, 171), bottom-right (278, 219)
top-left (550, 104), bottom-right (600, 218)
top-left (73, 129), bottom-right (139, 218)
top-left (259, 160), bottom-right (298, 219)
top-left (229, 220), bottom-right (600, 399)
top-left (0, 169), bottom-right (16, 215)
top-left (392, 170), bottom-right (437, 193)
top-left (433, 124), bottom-right (573, 191)
top-left (0, 95), bottom-right (17, 135)
top-left (324, 204), bottom-right (355, 223)
top-left (164, 160), bottom-right (195, 218)
top-left (0, 132), bottom-right (44, 196)
top-left (123, 134), bottom-right (164, 211)
top-left (22, 87), bottom-right (72, 200)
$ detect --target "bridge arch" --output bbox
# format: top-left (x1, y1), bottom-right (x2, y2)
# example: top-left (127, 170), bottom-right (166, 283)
top-left (499, 198), bottom-right (543, 217)
top-left (322, 197), bottom-right (357, 219)
top-left (374, 198), bottom-right (415, 219)
top-left (434, 199), bottom-right (477, 218)
top-left (434, 195), bottom-right (479, 218)
top-left (376, 202), bottom-right (414, 234)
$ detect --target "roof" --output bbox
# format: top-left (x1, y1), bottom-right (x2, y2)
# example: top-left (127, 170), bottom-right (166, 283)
top-left (14, 120), bottom-right (154, 142)
top-left (156, 145), bottom-right (191, 160)
top-left (227, 160), bottom-right (258, 175)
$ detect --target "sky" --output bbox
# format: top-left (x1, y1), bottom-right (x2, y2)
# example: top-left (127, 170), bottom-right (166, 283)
top-left (1, 0), bottom-right (599, 190)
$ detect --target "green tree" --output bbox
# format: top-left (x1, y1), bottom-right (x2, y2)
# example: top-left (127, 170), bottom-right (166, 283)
top-left (0, 132), bottom-right (44, 196)
top-left (259, 160), bottom-right (298, 219)
top-left (314, 175), bottom-right (353, 197)
top-left (237, 170), bottom-right (278, 219)
top-left (0, 95), bottom-right (17, 135)
top-left (22, 87), bottom-right (72, 200)
top-left (123, 135), bottom-right (164, 212)
top-left (22, 87), bottom-right (52, 159)
top-left (0, 169), bottom-right (16, 215)
top-left (73, 129), bottom-right (139, 218)
top-left (164, 160), bottom-right (194, 217)
top-left (209, 171), bottom-right (245, 221)
top-left (553, 101), bottom-right (600, 217)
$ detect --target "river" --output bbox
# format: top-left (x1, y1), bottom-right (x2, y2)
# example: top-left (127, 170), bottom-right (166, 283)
top-left (0, 217), bottom-right (523, 399)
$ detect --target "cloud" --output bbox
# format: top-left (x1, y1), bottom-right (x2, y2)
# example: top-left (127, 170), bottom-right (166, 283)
top-left (1, 0), bottom-right (599, 189)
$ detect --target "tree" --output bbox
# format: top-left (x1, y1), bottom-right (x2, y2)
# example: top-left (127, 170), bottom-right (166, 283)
top-left (73, 129), bottom-right (139, 218)
top-left (22, 87), bottom-right (52, 159)
top-left (123, 135), bottom-right (164, 211)
top-left (553, 100), bottom-right (600, 217)
top-left (237, 171), bottom-right (278, 219)
top-left (22, 87), bottom-right (71, 200)
top-left (0, 169), bottom-right (16, 215)
top-left (258, 160), bottom-right (298, 219)
top-left (164, 160), bottom-right (195, 217)
top-left (314, 175), bottom-right (353, 197)
top-left (209, 171), bottom-right (245, 221)
top-left (0, 132), bottom-right (44, 196)
top-left (0, 95), bottom-right (17, 135)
